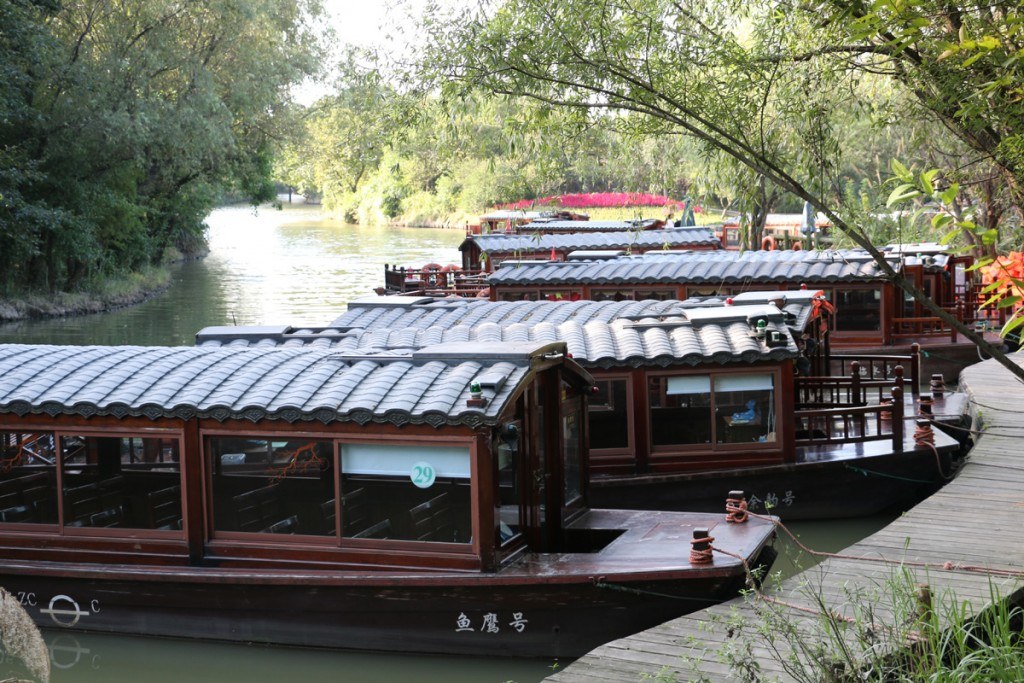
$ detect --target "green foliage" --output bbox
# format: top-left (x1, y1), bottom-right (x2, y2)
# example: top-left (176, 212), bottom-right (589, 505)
top-left (0, 0), bottom-right (325, 296)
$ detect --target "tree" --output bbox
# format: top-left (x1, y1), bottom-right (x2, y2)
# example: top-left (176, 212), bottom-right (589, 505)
top-left (419, 0), bottom-right (1024, 382)
top-left (0, 0), bottom-right (325, 295)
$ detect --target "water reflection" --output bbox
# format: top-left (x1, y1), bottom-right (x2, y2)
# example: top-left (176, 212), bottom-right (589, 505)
top-left (0, 631), bottom-right (555, 683)
top-left (0, 204), bottom-right (465, 346)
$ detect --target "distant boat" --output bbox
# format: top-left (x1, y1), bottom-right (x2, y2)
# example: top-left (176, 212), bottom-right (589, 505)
top-left (0, 341), bottom-right (775, 657)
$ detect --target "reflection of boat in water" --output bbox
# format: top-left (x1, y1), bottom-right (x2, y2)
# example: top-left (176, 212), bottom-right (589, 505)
top-left (0, 341), bottom-right (775, 658)
top-left (37, 630), bottom-right (554, 683)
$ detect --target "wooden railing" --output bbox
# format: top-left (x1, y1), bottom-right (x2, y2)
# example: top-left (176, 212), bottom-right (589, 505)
top-left (381, 265), bottom-right (488, 295)
top-left (830, 344), bottom-right (920, 396)
top-left (796, 362), bottom-right (905, 408)
top-left (890, 316), bottom-right (957, 343)
top-left (795, 386), bottom-right (904, 451)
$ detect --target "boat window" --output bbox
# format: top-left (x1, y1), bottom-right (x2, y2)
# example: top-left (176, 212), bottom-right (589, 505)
top-left (649, 375), bottom-right (713, 446)
top-left (635, 289), bottom-right (676, 301)
top-left (495, 421), bottom-right (522, 546)
top-left (833, 288), bottom-right (882, 331)
top-left (562, 396), bottom-right (583, 507)
top-left (0, 431), bottom-right (58, 525)
top-left (498, 290), bottom-right (539, 301)
top-left (588, 379), bottom-right (630, 450)
top-left (649, 372), bottom-right (779, 450)
top-left (591, 289), bottom-right (633, 302)
top-left (339, 443), bottom-right (472, 544)
top-left (714, 374), bottom-right (775, 445)
top-left (209, 437), bottom-right (333, 536)
top-left (60, 434), bottom-right (181, 530)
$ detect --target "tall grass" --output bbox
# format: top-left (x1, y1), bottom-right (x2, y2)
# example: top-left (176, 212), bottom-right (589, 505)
top-left (683, 569), bottom-right (1024, 682)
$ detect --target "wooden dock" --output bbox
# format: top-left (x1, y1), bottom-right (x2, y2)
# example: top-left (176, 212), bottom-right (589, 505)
top-left (548, 354), bottom-right (1024, 682)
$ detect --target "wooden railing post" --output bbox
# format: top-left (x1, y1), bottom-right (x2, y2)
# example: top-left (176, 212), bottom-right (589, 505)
top-left (891, 386), bottom-right (904, 452)
top-left (850, 361), bottom-right (862, 406)
top-left (910, 343), bottom-right (921, 397)
top-left (893, 365), bottom-right (904, 395)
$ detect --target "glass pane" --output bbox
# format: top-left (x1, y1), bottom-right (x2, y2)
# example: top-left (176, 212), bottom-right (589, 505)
top-left (716, 375), bottom-right (776, 445)
top-left (210, 437), bottom-right (334, 536)
top-left (0, 431), bottom-right (58, 524)
top-left (649, 376), bottom-right (712, 446)
top-left (589, 379), bottom-right (629, 450)
top-left (563, 410), bottom-right (582, 505)
top-left (61, 435), bottom-right (181, 530)
top-left (834, 289), bottom-right (881, 331)
top-left (496, 421), bottom-right (522, 546)
top-left (340, 443), bottom-right (471, 544)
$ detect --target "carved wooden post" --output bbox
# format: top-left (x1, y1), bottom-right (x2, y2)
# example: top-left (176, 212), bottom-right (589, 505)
top-left (850, 361), bottom-right (862, 406)
top-left (910, 343), bottom-right (921, 396)
top-left (891, 386), bottom-right (904, 452)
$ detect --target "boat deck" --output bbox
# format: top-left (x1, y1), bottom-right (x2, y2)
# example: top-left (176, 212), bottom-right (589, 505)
top-left (546, 354), bottom-right (1024, 682)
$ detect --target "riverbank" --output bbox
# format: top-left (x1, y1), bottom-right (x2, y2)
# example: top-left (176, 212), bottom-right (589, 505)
top-left (0, 262), bottom-right (179, 323)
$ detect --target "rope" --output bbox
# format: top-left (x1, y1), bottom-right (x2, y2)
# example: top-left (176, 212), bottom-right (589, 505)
top-left (690, 535), bottom-right (715, 564)
top-left (592, 580), bottom-right (723, 604)
top-left (843, 464), bottom-right (936, 484)
top-left (747, 509), bottom-right (1024, 580)
top-left (725, 497), bottom-right (748, 523)
top-left (914, 420), bottom-right (955, 480)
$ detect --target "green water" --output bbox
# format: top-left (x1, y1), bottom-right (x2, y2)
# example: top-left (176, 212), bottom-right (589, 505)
top-left (0, 204), bottom-right (895, 682)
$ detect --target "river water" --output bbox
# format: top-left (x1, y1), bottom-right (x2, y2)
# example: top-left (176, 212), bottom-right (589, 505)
top-left (0, 204), bottom-right (897, 682)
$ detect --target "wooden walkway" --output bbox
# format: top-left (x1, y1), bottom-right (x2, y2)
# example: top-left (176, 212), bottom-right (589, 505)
top-left (549, 354), bottom-right (1024, 682)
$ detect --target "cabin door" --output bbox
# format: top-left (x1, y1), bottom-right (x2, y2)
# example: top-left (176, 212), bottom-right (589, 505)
top-left (524, 380), bottom-right (558, 551)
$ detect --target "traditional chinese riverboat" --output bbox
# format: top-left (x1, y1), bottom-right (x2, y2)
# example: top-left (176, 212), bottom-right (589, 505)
top-left (484, 248), bottom-right (1001, 376)
top-left (0, 342), bottom-right (775, 658)
top-left (197, 292), bottom-right (965, 520)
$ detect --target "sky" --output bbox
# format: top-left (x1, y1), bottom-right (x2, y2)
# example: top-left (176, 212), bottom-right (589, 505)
top-left (294, 0), bottom-right (432, 104)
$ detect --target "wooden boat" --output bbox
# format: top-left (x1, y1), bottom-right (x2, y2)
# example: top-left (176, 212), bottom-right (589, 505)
top-left (197, 292), bottom-right (966, 520)
top-left (0, 342), bottom-right (775, 658)
top-left (484, 248), bottom-right (1004, 376)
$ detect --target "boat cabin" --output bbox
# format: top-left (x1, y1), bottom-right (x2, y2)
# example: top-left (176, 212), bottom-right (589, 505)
top-left (0, 341), bottom-right (595, 571)
top-left (476, 210), bottom-right (590, 234)
top-left (0, 342), bottom-right (776, 656)
top-left (457, 226), bottom-right (722, 274)
top-left (485, 249), bottom-right (960, 349)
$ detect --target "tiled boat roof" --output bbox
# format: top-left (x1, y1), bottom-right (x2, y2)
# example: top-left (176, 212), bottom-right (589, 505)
top-left (0, 342), bottom-right (566, 427)
top-left (461, 227), bottom-right (721, 256)
top-left (487, 249), bottom-right (896, 286)
top-left (496, 219), bottom-right (662, 232)
top-left (198, 298), bottom-right (808, 368)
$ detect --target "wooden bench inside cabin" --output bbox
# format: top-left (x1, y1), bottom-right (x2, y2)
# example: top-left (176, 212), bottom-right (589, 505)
top-left (231, 483), bottom-right (300, 534)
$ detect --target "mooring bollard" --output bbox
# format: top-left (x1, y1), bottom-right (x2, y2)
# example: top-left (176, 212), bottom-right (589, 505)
top-left (726, 490), bottom-right (748, 523)
top-left (689, 528), bottom-right (714, 565)
top-left (918, 396), bottom-right (933, 417)
top-left (930, 373), bottom-right (945, 400)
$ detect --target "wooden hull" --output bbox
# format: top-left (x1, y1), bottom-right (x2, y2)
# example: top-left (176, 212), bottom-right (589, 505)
top-left (589, 446), bottom-right (956, 520)
top-left (0, 509), bottom-right (778, 658)
top-left (0, 553), bottom-right (772, 658)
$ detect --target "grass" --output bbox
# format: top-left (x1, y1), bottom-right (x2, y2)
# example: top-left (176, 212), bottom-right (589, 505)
top-left (662, 567), bottom-right (1024, 682)
top-left (0, 264), bottom-right (174, 322)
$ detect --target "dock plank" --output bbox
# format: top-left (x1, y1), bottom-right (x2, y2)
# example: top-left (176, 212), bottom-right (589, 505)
top-left (548, 354), bottom-right (1024, 682)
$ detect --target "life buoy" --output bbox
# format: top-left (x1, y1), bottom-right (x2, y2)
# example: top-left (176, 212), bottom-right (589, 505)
top-left (422, 263), bottom-right (442, 286)
top-left (440, 264), bottom-right (461, 273)
top-left (791, 241), bottom-right (803, 250)
top-left (761, 236), bottom-right (777, 251)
